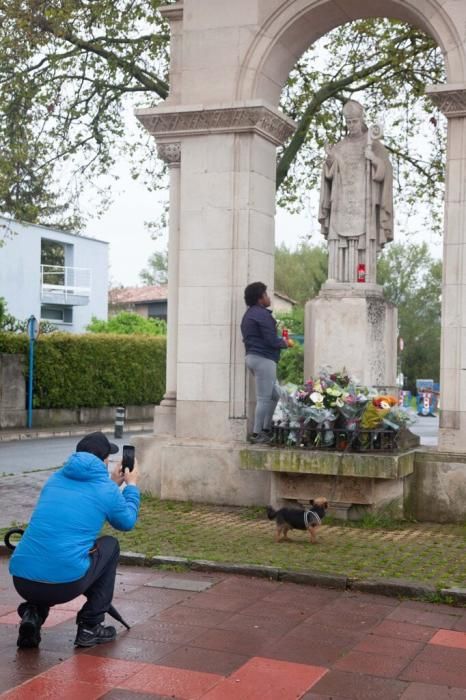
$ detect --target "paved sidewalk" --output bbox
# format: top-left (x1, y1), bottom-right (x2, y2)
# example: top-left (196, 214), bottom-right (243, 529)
top-left (0, 421), bottom-right (153, 443)
top-left (0, 471), bottom-right (54, 528)
top-left (1, 561), bottom-right (466, 699)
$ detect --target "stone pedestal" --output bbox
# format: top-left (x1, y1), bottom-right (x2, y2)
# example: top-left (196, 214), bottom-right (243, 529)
top-left (304, 283), bottom-right (397, 387)
top-left (240, 445), bottom-right (415, 520)
top-left (133, 434), bottom-right (271, 506)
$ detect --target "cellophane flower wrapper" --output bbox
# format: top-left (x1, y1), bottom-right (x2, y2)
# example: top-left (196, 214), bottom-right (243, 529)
top-left (360, 402), bottom-right (392, 430)
top-left (276, 384), bottom-right (317, 445)
top-left (338, 388), bottom-right (368, 430)
top-left (383, 407), bottom-right (416, 431)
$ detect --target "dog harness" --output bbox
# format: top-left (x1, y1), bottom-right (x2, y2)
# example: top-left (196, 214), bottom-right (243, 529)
top-left (304, 510), bottom-right (322, 528)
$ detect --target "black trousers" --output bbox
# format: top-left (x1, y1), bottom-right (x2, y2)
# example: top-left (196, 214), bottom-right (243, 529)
top-left (13, 535), bottom-right (120, 627)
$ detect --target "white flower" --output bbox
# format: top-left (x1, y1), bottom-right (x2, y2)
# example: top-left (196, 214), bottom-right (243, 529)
top-left (310, 392), bottom-right (324, 404)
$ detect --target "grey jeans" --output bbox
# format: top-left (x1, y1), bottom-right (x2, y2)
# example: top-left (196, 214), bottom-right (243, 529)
top-left (245, 354), bottom-right (280, 434)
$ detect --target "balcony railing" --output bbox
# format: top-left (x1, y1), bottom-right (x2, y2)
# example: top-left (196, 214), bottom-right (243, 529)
top-left (40, 265), bottom-right (91, 306)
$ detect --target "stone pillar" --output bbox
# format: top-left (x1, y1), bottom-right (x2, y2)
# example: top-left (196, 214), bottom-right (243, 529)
top-left (153, 142), bottom-right (181, 435)
top-left (136, 103), bottom-right (295, 442)
top-left (427, 84), bottom-right (466, 451)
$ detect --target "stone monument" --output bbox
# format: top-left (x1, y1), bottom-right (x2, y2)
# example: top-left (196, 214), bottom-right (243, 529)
top-left (305, 100), bottom-right (397, 388)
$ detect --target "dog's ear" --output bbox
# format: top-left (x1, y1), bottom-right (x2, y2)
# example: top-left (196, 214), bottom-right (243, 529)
top-left (309, 499), bottom-right (314, 506)
top-left (324, 500), bottom-right (329, 509)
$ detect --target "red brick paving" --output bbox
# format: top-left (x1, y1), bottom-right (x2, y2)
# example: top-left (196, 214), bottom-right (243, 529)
top-left (1, 560), bottom-right (466, 698)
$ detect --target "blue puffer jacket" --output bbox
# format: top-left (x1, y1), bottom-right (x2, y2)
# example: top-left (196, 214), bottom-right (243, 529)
top-left (9, 452), bottom-right (140, 584)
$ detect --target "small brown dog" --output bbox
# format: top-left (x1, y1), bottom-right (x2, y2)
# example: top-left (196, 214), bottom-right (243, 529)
top-left (266, 497), bottom-right (329, 544)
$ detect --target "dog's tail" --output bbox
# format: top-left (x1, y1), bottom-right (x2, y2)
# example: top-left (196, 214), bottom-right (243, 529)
top-left (266, 506), bottom-right (277, 520)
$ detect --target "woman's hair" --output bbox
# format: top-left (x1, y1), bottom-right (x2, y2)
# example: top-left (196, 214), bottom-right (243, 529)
top-left (244, 282), bottom-right (267, 307)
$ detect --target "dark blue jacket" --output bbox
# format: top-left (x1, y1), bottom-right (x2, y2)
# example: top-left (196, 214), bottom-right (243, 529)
top-left (9, 452), bottom-right (140, 584)
top-left (241, 304), bottom-right (287, 363)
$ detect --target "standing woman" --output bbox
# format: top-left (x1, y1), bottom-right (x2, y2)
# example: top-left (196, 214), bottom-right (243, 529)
top-left (241, 282), bottom-right (292, 443)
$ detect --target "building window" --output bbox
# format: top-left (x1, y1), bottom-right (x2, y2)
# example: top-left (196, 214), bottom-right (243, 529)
top-left (40, 305), bottom-right (73, 324)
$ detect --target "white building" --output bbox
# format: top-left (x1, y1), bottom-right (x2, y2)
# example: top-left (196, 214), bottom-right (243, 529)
top-left (0, 216), bottom-right (108, 333)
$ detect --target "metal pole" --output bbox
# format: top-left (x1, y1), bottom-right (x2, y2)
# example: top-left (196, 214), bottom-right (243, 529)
top-left (27, 315), bottom-right (37, 429)
top-left (114, 406), bottom-right (125, 439)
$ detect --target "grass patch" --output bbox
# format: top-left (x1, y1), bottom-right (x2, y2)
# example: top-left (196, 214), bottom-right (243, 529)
top-left (4, 496), bottom-right (465, 591)
top-left (105, 495), bottom-right (466, 590)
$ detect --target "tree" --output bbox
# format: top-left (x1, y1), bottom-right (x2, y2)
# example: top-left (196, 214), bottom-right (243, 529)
top-left (377, 242), bottom-right (441, 392)
top-left (139, 250), bottom-right (168, 285)
top-left (0, 298), bottom-right (57, 333)
top-left (275, 243), bottom-right (327, 305)
top-left (87, 311), bottom-right (166, 335)
top-left (0, 6), bottom-right (445, 231)
top-left (278, 20), bottom-right (445, 236)
top-left (0, 0), bottom-right (170, 228)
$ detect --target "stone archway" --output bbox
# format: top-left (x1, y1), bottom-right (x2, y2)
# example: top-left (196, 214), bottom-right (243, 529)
top-left (135, 0), bottom-right (466, 505)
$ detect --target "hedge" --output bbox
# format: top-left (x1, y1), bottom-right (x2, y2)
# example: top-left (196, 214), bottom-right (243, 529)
top-left (0, 332), bottom-right (166, 409)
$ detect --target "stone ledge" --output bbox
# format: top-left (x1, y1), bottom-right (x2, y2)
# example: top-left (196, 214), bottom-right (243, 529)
top-left (350, 577), bottom-right (437, 599)
top-left (239, 447), bottom-right (416, 479)
top-left (3, 549), bottom-right (465, 606)
top-left (414, 449), bottom-right (466, 465)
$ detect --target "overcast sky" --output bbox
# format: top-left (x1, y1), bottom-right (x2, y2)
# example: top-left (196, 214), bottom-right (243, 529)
top-left (85, 159), bottom-right (442, 289)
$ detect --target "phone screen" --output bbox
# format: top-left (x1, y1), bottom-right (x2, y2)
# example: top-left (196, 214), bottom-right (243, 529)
top-left (122, 445), bottom-right (135, 472)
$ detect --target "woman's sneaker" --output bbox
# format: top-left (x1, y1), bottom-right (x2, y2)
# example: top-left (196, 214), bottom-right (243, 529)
top-left (74, 622), bottom-right (117, 648)
top-left (249, 432), bottom-right (272, 444)
top-left (17, 605), bottom-right (42, 649)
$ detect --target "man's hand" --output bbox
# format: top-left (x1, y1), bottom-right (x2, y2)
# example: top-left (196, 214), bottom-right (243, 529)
top-left (110, 461), bottom-right (125, 486)
top-left (124, 459), bottom-right (140, 486)
top-left (287, 338), bottom-right (295, 348)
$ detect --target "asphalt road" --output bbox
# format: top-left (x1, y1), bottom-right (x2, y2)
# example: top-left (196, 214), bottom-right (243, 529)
top-left (0, 431), bottom-right (145, 476)
top-left (408, 412), bottom-right (439, 447)
top-left (0, 412), bottom-right (439, 478)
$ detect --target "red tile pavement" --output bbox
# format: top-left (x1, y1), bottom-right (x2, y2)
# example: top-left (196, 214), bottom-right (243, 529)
top-left (200, 657), bottom-right (327, 700)
top-left (430, 629), bottom-right (466, 650)
top-left (119, 663), bottom-right (223, 698)
top-left (1, 562), bottom-right (466, 698)
top-left (1, 677), bottom-right (113, 699)
top-left (399, 682), bottom-right (466, 699)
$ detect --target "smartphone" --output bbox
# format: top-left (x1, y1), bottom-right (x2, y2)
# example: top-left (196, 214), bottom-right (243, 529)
top-left (122, 444), bottom-right (135, 472)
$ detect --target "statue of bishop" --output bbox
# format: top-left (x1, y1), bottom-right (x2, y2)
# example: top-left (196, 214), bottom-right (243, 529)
top-left (318, 100), bottom-right (393, 284)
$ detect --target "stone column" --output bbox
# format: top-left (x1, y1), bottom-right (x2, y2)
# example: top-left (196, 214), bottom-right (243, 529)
top-left (153, 142), bottom-right (181, 435)
top-left (427, 84), bottom-right (466, 451)
top-left (135, 103), bottom-right (295, 442)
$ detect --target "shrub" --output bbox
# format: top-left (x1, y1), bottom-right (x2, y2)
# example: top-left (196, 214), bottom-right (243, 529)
top-left (87, 311), bottom-right (167, 336)
top-left (275, 306), bottom-right (304, 335)
top-left (0, 332), bottom-right (166, 408)
top-left (277, 343), bottom-right (304, 385)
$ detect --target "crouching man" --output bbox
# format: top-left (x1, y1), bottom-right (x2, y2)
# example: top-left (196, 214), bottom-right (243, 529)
top-left (9, 431), bottom-right (140, 649)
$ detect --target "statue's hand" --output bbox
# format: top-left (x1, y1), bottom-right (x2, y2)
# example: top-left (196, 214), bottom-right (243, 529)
top-left (324, 143), bottom-right (335, 164)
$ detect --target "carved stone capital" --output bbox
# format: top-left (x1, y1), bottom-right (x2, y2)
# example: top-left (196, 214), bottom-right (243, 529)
top-left (157, 142), bottom-right (181, 166)
top-left (136, 104), bottom-right (296, 146)
top-left (426, 84), bottom-right (466, 118)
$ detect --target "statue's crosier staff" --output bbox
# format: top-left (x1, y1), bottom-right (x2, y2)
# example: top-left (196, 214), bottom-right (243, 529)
top-left (3, 528), bottom-right (131, 630)
top-left (365, 123), bottom-right (384, 284)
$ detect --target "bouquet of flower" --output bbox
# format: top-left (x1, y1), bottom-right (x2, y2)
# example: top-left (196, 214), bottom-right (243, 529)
top-left (294, 378), bottom-right (337, 445)
top-left (360, 395), bottom-right (398, 430)
top-left (275, 384), bottom-right (317, 445)
top-left (383, 406), bottom-right (416, 431)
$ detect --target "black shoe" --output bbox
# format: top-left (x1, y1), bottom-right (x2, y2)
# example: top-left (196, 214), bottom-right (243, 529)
top-left (249, 432), bottom-right (272, 444)
top-left (17, 606), bottom-right (42, 649)
top-left (74, 622), bottom-right (117, 648)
